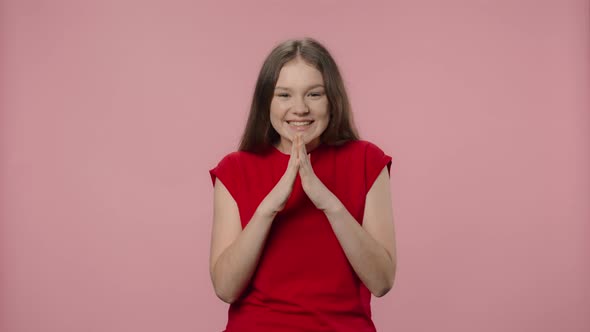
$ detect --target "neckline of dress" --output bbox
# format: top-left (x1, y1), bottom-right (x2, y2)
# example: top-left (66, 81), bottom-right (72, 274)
top-left (271, 142), bottom-right (326, 158)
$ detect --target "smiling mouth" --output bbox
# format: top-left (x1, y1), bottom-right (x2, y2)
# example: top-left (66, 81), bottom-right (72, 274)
top-left (287, 120), bottom-right (314, 126)
top-left (286, 121), bottom-right (313, 132)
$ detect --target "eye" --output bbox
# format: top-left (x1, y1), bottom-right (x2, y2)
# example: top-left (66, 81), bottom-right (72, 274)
top-left (308, 92), bottom-right (324, 97)
top-left (277, 93), bottom-right (290, 98)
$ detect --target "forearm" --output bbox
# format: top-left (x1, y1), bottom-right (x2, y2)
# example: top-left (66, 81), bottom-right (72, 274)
top-left (212, 207), bottom-right (276, 303)
top-left (323, 198), bottom-right (396, 297)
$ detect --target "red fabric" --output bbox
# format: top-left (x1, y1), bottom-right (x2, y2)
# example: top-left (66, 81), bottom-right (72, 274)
top-left (209, 139), bottom-right (392, 332)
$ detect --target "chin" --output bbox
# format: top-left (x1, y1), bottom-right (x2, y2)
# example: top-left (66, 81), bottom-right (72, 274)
top-left (291, 133), bottom-right (314, 143)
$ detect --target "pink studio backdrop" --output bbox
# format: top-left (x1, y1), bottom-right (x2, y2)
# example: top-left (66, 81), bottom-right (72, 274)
top-left (1, 0), bottom-right (588, 331)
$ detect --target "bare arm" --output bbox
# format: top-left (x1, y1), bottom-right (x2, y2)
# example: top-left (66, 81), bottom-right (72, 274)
top-left (209, 179), bottom-right (278, 303)
top-left (323, 167), bottom-right (397, 297)
top-left (209, 141), bottom-right (300, 303)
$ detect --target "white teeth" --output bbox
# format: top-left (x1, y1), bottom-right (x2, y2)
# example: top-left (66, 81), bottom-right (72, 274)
top-left (289, 121), bottom-right (312, 126)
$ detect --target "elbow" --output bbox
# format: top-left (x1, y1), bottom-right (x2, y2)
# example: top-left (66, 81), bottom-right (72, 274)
top-left (373, 262), bottom-right (396, 298)
top-left (216, 292), bottom-right (238, 304)
top-left (211, 273), bottom-right (239, 304)
top-left (371, 279), bottom-right (393, 297)
top-left (373, 286), bottom-right (391, 298)
top-left (213, 284), bottom-right (239, 304)
top-left (211, 262), bottom-right (239, 304)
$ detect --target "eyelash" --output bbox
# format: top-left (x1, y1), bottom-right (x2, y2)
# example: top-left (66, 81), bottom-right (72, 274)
top-left (278, 92), bottom-right (323, 98)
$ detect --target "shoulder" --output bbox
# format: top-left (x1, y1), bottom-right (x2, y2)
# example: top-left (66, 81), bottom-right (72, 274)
top-left (213, 151), bottom-right (238, 166)
top-left (334, 139), bottom-right (385, 155)
top-left (210, 150), bottom-right (258, 188)
top-left (214, 149), bottom-right (267, 167)
top-left (215, 148), bottom-right (260, 161)
top-left (337, 140), bottom-right (392, 170)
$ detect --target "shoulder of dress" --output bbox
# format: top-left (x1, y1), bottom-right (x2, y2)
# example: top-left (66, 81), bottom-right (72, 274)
top-left (213, 151), bottom-right (241, 167)
top-left (224, 149), bottom-right (267, 163)
top-left (226, 150), bottom-right (242, 158)
top-left (337, 139), bottom-right (372, 152)
top-left (354, 139), bottom-right (383, 150)
top-left (337, 140), bottom-right (387, 159)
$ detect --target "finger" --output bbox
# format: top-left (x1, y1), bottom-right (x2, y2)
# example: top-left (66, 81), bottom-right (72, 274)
top-left (298, 139), bottom-right (309, 174)
top-left (291, 135), bottom-right (298, 160)
top-left (291, 135), bottom-right (300, 166)
top-left (300, 137), bottom-right (307, 164)
top-left (286, 137), bottom-right (298, 171)
top-left (297, 136), bottom-right (305, 166)
top-left (301, 135), bottom-right (307, 154)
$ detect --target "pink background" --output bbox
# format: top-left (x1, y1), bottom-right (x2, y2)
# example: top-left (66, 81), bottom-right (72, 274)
top-left (1, 0), bottom-right (589, 331)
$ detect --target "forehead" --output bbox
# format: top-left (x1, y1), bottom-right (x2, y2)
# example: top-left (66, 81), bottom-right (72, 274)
top-left (275, 59), bottom-right (324, 87)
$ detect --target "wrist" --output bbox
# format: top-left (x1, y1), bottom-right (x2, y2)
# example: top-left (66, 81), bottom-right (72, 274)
top-left (256, 200), bottom-right (278, 219)
top-left (321, 195), bottom-right (344, 215)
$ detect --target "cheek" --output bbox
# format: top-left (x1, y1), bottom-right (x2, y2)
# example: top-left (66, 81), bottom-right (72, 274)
top-left (320, 110), bottom-right (330, 123)
top-left (269, 109), bottom-right (287, 132)
top-left (270, 102), bottom-right (288, 116)
top-left (269, 106), bottom-right (282, 120)
top-left (270, 115), bottom-right (283, 130)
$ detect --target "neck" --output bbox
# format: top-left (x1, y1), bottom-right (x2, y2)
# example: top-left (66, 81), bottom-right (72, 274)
top-left (276, 137), bottom-right (320, 155)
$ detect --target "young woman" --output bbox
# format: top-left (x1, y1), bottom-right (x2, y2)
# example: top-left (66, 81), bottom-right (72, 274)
top-left (209, 37), bottom-right (397, 332)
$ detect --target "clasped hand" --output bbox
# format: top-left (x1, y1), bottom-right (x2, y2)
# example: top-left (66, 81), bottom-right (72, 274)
top-left (262, 133), bottom-right (340, 216)
top-left (292, 133), bottom-right (337, 212)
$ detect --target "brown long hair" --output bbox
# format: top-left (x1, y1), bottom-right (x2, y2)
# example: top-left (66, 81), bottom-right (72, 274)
top-left (238, 37), bottom-right (360, 153)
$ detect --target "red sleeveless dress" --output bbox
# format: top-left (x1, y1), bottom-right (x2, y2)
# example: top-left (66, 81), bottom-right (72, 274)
top-left (209, 139), bottom-right (392, 332)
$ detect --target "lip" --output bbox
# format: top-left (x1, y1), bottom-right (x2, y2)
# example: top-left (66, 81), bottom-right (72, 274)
top-left (287, 120), bottom-right (313, 131)
top-left (286, 120), bottom-right (314, 123)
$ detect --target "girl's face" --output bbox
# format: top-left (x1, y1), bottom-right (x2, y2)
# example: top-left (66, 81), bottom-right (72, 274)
top-left (270, 58), bottom-right (330, 153)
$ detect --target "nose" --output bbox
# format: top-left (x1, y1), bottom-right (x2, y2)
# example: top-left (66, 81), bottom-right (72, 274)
top-left (292, 97), bottom-right (310, 115)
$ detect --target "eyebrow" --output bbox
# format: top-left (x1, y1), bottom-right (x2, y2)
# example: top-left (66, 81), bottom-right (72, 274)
top-left (275, 84), bottom-right (324, 90)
